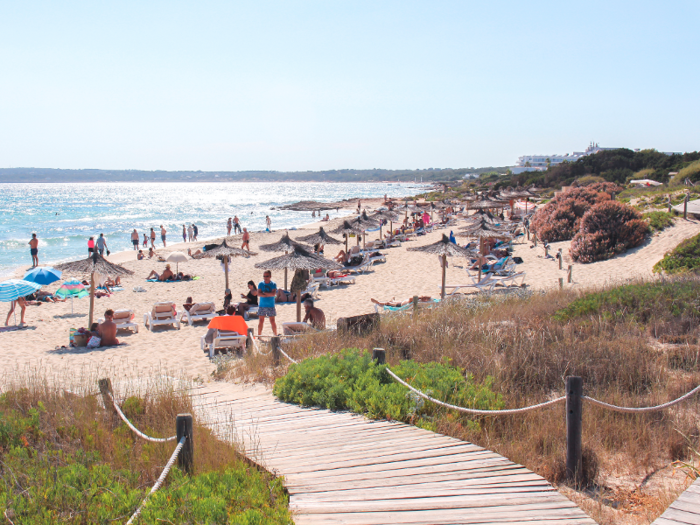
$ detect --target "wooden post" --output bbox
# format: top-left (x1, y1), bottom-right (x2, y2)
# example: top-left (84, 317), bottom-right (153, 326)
top-left (527, 228), bottom-right (530, 241)
top-left (284, 268), bottom-right (288, 291)
top-left (441, 255), bottom-right (447, 299)
top-left (533, 233), bottom-right (538, 247)
top-left (271, 336), bottom-right (281, 366)
top-left (667, 195), bottom-right (672, 213)
top-left (567, 264), bottom-right (573, 283)
top-left (296, 294), bottom-right (302, 322)
top-left (559, 278), bottom-right (564, 289)
top-left (246, 328), bottom-right (255, 353)
top-left (544, 244), bottom-right (549, 258)
top-left (88, 272), bottom-right (96, 328)
top-left (224, 256), bottom-right (230, 291)
top-left (98, 378), bottom-right (118, 426)
top-left (176, 413), bottom-right (194, 475)
top-left (372, 348), bottom-right (386, 365)
top-left (558, 249), bottom-right (563, 270)
top-left (566, 376), bottom-right (583, 485)
top-left (684, 193), bottom-right (688, 220)
top-left (412, 295), bottom-right (419, 315)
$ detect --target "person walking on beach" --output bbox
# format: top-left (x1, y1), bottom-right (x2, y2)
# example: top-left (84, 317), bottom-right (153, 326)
top-left (150, 228), bottom-right (156, 249)
top-left (28, 233), bottom-right (39, 267)
top-left (187, 224), bottom-right (194, 242)
top-left (257, 270), bottom-right (277, 336)
top-left (182, 225), bottom-right (187, 243)
top-left (241, 228), bottom-right (250, 251)
top-left (192, 223), bottom-right (198, 241)
top-left (265, 216), bottom-right (271, 232)
top-left (87, 236), bottom-right (95, 254)
top-left (227, 218), bottom-right (232, 236)
top-left (233, 216), bottom-right (241, 234)
top-left (160, 225), bottom-right (167, 248)
top-left (131, 229), bottom-right (139, 250)
top-left (143, 233), bottom-right (148, 248)
top-left (96, 233), bottom-right (108, 256)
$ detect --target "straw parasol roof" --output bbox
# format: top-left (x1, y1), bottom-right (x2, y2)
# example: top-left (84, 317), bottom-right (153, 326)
top-left (197, 240), bottom-right (256, 259)
top-left (408, 234), bottom-right (475, 299)
top-left (331, 220), bottom-right (365, 251)
top-left (458, 218), bottom-right (514, 239)
top-left (296, 227), bottom-right (342, 246)
top-left (467, 196), bottom-right (509, 210)
top-left (371, 209), bottom-right (400, 222)
top-left (55, 252), bottom-right (134, 326)
top-left (258, 232), bottom-right (310, 253)
top-left (55, 252), bottom-right (134, 278)
top-left (254, 245), bottom-right (342, 272)
top-left (460, 209), bottom-right (500, 226)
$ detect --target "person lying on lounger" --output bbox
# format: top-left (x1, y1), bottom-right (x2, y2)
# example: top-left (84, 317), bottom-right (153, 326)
top-left (371, 296), bottom-right (433, 308)
top-left (146, 264), bottom-right (175, 282)
top-left (282, 299), bottom-right (326, 335)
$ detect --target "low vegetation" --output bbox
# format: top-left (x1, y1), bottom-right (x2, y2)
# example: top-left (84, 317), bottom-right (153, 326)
top-left (644, 211), bottom-right (675, 232)
top-left (654, 232), bottom-right (700, 274)
top-left (230, 278), bottom-right (700, 523)
top-left (0, 384), bottom-right (291, 524)
top-left (273, 349), bottom-right (503, 430)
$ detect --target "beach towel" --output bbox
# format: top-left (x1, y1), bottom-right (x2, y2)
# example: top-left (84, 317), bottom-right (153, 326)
top-left (146, 276), bottom-right (200, 283)
top-left (207, 315), bottom-right (248, 334)
top-left (97, 286), bottom-right (124, 292)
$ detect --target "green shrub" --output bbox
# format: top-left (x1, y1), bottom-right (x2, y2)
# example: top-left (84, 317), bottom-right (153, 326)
top-left (654, 233), bottom-right (700, 274)
top-left (643, 211), bottom-right (675, 232)
top-left (273, 348), bottom-right (503, 428)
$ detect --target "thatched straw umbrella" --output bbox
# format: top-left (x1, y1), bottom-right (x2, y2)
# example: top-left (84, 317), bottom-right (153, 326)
top-left (296, 226), bottom-right (342, 246)
top-left (460, 209), bottom-right (500, 225)
top-left (331, 220), bottom-right (364, 252)
top-left (259, 232), bottom-right (311, 290)
top-left (457, 219), bottom-right (513, 283)
top-left (408, 234), bottom-right (475, 299)
top-left (197, 240), bottom-right (257, 291)
top-left (348, 211), bottom-right (380, 249)
top-left (55, 252), bottom-right (134, 327)
top-left (371, 209), bottom-right (399, 240)
top-left (255, 246), bottom-right (342, 321)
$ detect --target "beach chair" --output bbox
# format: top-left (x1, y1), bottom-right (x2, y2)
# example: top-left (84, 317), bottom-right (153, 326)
top-left (201, 315), bottom-right (249, 358)
top-left (304, 281), bottom-right (321, 300)
top-left (181, 302), bottom-right (216, 326)
top-left (143, 302), bottom-right (180, 331)
top-left (244, 306), bottom-right (258, 321)
top-left (490, 271), bottom-right (527, 287)
top-left (345, 254), bottom-right (374, 274)
top-left (98, 309), bottom-right (138, 333)
top-left (373, 298), bottom-right (440, 314)
top-left (442, 274), bottom-right (497, 295)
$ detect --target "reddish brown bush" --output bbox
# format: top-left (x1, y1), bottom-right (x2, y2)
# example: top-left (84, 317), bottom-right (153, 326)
top-left (586, 181), bottom-right (623, 195)
top-left (570, 201), bottom-right (649, 263)
top-left (530, 187), bottom-right (611, 242)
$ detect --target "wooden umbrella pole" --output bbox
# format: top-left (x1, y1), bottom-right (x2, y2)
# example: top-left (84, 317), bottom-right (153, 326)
top-left (284, 251), bottom-right (288, 290)
top-left (478, 238), bottom-right (483, 283)
top-left (345, 234), bottom-right (348, 253)
top-left (441, 254), bottom-right (446, 300)
top-left (296, 293), bottom-right (302, 322)
top-left (88, 272), bottom-right (96, 327)
top-left (224, 256), bottom-right (230, 290)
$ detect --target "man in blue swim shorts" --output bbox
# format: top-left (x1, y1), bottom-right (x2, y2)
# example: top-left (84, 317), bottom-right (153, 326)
top-left (257, 270), bottom-right (278, 336)
top-left (28, 233), bottom-right (39, 267)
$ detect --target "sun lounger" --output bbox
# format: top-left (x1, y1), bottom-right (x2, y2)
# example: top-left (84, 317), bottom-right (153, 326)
top-left (490, 272), bottom-right (527, 287)
top-left (181, 302), bottom-right (216, 325)
top-left (373, 298), bottom-right (440, 314)
top-left (143, 302), bottom-right (180, 331)
top-left (98, 309), bottom-right (138, 333)
top-left (442, 275), bottom-right (497, 295)
top-left (201, 330), bottom-right (246, 358)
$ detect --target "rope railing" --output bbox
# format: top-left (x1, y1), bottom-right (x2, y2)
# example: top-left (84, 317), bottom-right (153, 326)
top-left (108, 392), bottom-right (177, 443)
top-left (583, 384), bottom-right (700, 413)
top-left (125, 435), bottom-right (186, 525)
top-left (385, 368), bottom-right (565, 415)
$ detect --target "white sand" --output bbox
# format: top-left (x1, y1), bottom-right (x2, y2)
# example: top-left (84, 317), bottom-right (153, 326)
top-left (1, 213), bottom-right (698, 383)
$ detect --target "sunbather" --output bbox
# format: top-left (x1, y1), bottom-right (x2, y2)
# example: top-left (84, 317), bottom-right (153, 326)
top-left (371, 296), bottom-right (433, 307)
top-left (146, 264), bottom-right (175, 282)
top-left (97, 309), bottom-right (119, 346)
top-left (236, 281), bottom-right (258, 316)
top-left (187, 248), bottom-right (203, 257)
top-left (283, 299), bottom-right (326, 335)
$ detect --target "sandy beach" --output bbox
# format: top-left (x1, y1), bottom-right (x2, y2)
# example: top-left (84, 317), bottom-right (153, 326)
top-left (2, 210), bottom-right (699, 384)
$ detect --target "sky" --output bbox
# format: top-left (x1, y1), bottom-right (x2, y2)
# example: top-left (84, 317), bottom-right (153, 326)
top-left (0, 1), bottom-right (698, 172)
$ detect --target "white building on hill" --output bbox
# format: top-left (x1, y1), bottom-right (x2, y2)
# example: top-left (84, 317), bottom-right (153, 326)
top-left (512, 142), bottom-right (619, 174)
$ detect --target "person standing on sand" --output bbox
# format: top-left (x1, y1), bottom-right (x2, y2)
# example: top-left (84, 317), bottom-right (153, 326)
top-left (233, 216), bottom-right (241, 234)
top-left (265, 216), bottom-right (271, 232)
top-left (182, 225), bottom-right (187, 243)
top-left (5, 296), bottom-right (27, 326)
top-left (160, 225), bottom-right (167, 248)
top-left (131, 229), bottom-right (139, 250)
top-left (150, 228), bottom-right (156, 249)
top-left (192, 223), bottom-right (198, 241)
top-left (187, 224), bottom-right (194, 242)
top-left (257, 270), bottom-right (277, 336)
top-left (227, 218), bottom-right (232, 236)
top-left (87, 236), bottom-right (95, 254)
top-left (241, 228), bottom-right (250, 251)
top-left (96, 233), bottom-right (108, 256)
top-left (143, 233), bottom-right (148, 248)
top-left (28, 233), bottom-right (39, 267)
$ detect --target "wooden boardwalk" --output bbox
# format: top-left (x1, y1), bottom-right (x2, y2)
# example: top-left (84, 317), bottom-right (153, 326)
top-left (194, 382), bottom-right (595, 524)
top-left (651, 478), bottom-right (700, 525)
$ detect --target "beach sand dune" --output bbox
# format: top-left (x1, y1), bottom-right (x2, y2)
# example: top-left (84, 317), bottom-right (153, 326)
top-left (2, 216), bottom-right (698, 382)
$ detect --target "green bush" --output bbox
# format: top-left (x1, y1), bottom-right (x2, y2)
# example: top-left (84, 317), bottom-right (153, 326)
top-left (643, 211), bottom-right (675, 232)
top-left (0, 392), bottom-right (291, 524)
top-left (273, 348), bottom-right (503, 428)
top-left (553, 280), bottom-right (700, 325)
top-left (654, 233), bottom-right (700, 274)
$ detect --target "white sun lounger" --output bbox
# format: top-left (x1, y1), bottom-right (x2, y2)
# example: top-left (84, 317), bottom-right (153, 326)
top-left (442, 275), bottom-right (497, 295)
top-left (143, 302), bottom-right (180, 331)
top-left (201, 330), bottom-right (246, 358)
top-left (181, 302), bottom-right (216, 325)
top-left (98, 309), bottom-right (138, 333)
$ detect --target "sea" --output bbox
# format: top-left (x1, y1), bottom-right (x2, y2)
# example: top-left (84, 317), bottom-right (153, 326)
top-left (0, 182), bottom-right (426, 277)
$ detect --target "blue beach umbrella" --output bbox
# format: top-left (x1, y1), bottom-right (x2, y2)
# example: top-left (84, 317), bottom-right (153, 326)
top-left (23, 266), bottom-right (63, 286)
top-left (0, 279), bottom-right (42, 302)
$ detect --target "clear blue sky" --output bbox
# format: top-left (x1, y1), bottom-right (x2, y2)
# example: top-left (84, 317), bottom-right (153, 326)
top-left (1, 1), bottom-right (698, 171)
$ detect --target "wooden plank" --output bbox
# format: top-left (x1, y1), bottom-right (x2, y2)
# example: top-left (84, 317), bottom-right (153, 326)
top-left (659, 508), bottom-right (700, 525)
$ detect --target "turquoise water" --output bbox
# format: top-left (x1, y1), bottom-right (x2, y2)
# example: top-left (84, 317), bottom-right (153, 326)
top-left (0, 182), bottom-right (424, 276)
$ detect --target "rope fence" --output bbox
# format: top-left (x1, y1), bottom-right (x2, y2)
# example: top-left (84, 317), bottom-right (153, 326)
top-left (125, 435), bottom-right (186, 525)
top-left (108, 392), bottom-right (177, 442)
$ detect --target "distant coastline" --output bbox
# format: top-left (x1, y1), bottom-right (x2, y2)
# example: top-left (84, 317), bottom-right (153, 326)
top-left (0, 166), bottom-right (510, 184)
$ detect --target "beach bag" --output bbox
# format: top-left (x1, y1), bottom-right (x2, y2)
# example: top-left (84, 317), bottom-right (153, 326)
top-left (87, 336), bottom-right (101, 348)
